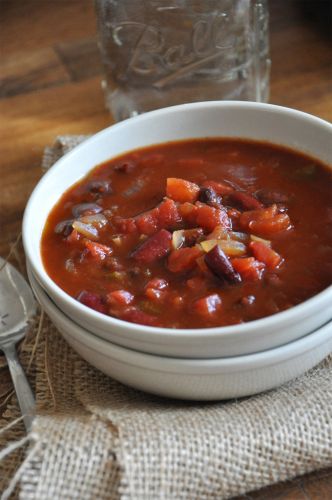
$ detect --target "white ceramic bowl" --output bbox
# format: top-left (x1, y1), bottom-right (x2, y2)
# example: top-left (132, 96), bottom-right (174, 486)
top-left (23, 101), bottom-right (332, 358)
top-left (28, 265), bottom-right (332, 401)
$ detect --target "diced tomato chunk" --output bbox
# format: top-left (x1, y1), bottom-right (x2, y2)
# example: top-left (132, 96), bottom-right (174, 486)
top-left (202, 180), bottom-right (233, 195)
top-left (168, 246), bottom-right (203, 273)
top-left (135, 209), bottom-right (159, 235)
top-left (178, 202), bottom-right (199, 225)
top-left (193, 294), bottom-right (222, 317)
top-left (157, 198), bottom-right (182, 228)
top-left (85, 240), bottom-right (112, 260)
top-left (249, 214), bottom-right (292, 235)
top-left (250, 241), bottom-right (283, 269)
top-left (240, 204), bottom-right (278, 228)
top-left (145, 278), bottom-right (168, 290)
top-left (107, 289), bottom-right (134, 307)
top-left (135, 199), bottom-right (181, 235)
top-left (145, 287), bottom-right (167, 302)
top-left (121, 307), bottom-right (159, 326)
top-left (113, 216), bottom-right (137, 234)
top-left (239, 204), bottom-right (292, 235)
top-left (166, 178), bottom-right (200, 203)
top-left (77, 291), bottom-right (107, 314)
top-left (195, 202), bottom-right (231, 232)
top-left (232, 257), bottom-right (265, 281)
top-left (132, 229), bottom-right (172, 263)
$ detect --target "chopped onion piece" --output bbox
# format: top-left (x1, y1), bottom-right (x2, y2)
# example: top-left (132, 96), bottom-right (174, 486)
top-left (65, 258), bottom-right (76, 273)
top-left (72, 220), bottom-right (99, 239)
top-left (172, 228), bottom-right (203, 250)
top-left (111, 236), bottom-right (124, 246)
top-left (200, 239), bottom-right (218, 252)
top-left (72, 203), bottom-right (102, 217)
top-left (218, 239), bottom-right (247, 256)
top-left (230, 231), bottom-right (248, 242)
top-left (206, 225), bottom-right (229, 241)
top-left (79, 213), bottom-right (108, 228)
top-left (201, 239), bottom-right (246, 256)
top-left (250, 234), bottom-right (271, 246)
top-left (172, 230), bottom-right (185, 250)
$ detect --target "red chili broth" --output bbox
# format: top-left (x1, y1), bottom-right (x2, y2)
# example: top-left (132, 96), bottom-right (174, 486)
top-left (41, 139), bottom-right (332, 329)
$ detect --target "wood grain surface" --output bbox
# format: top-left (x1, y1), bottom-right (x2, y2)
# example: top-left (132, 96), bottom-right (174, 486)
top-left (0, 1), bottom-right (331, 498)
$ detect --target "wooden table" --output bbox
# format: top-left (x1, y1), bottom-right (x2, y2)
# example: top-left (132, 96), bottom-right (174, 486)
top-left (0, 1), bottom-right (331, 498)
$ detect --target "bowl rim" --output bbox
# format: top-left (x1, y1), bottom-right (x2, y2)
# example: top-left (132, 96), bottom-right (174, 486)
top-left (28, 265), bottom-right (332, 373)
top-left (23, 100), bottom-right (332, 339)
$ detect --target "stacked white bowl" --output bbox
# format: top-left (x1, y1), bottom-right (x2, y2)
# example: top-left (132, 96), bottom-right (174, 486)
top-left (23, 102), bottom-right (332, 400)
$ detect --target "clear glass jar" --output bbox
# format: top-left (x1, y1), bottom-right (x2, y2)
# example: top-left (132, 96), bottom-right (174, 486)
top-left (95, 0), bottom-right (270, 121)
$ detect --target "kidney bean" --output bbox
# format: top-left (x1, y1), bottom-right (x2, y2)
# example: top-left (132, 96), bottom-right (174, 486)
top-left (204, 245), bottom-right (241, 284)
top-left (229, 191), bottom-right (263, 210)
top-left (77, 290), bottom-right (107, 314)
top-left (198, 187), bottom-right (222, 208)
top-left (88, 180), bottom-right (112, 194)
top-left (72, 203), bottom-right (103, 217)
top-left (132, 229), bottom-right (172, 263)
top-left (114, 160), bottom-right (136, 174)
top-left (255, 189), bottom-right (289, 205)
top-left (54, 219), bottom-right (74, 236)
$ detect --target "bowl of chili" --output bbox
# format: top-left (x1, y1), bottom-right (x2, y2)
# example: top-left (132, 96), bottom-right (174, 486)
top-left (23, 101), bottom-right (332, 358)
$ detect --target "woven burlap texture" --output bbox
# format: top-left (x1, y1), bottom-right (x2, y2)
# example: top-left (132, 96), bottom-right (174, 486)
top-left (1, 135), bottom-right (331, 500)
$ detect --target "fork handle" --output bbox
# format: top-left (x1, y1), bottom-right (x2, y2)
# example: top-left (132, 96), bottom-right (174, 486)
top-left (3, 343), bottom-right (35, 433)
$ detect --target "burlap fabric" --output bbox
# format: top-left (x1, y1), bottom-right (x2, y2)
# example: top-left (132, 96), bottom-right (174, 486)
top-left (0, 136), bottom-right (332, 499)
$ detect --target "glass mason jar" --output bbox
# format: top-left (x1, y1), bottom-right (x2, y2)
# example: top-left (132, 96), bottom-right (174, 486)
top-left (95, 0), bottom-right (270, 121)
